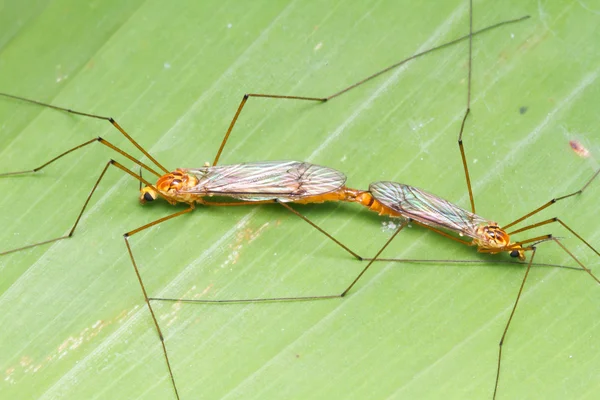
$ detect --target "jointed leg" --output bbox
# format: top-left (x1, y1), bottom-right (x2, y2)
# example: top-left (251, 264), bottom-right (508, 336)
top-left (493, 247), bottom-right (538, 399)
top-left (493, 234), bottom-right (600, 399)
top-left (0, 136), bottom-right (162, 179)
top-left (0, 135), bottom-right (169, 255)
top-left (509, 217), bottom-right (600, 269)
top-left (276, 202), bottom-right (363, 260)
top-left (457, 0), bottom-right (476, 214)
top-left (150, 220), bottom-right (410, 304)
top-left (123, 207), bottom-right (194, 400)
top-left (0, 93), bottom-right (169, 174)
top-left (212, 14), bottom-right (531, 166)
top-left (1, 159), bottom-right (113, 256)
top-left (503, 170), bottom-right (600, 231)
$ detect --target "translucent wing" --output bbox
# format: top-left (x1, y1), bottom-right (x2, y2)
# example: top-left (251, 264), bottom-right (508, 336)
top-left (370, 181), bottom-right (491, 238)
top-left (182, 161), bottom-right (346, 202)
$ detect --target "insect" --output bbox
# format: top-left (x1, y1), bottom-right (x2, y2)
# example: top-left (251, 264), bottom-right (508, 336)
top-left (1, 2), bottom-right (593, 400)
top-left (361, 180), bottom-right (600, 399)
top-left (569, 139), bottom-right (591, 158)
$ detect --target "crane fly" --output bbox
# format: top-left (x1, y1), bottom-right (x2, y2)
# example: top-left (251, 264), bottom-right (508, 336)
top-left (355, 182), bottom-right (526, 258)
top-left (339, 175), bottom-right (600, 398)
top-left (355, 176), bottom-right (600, 398)
top-left (339, 7), bottom-right (600, 400)
top-left (364, 180), bottom-right (600, 264)
top-left (140, 160), bottom-right (354, 205)
top-left (332, 2), bottom-right (600, 395)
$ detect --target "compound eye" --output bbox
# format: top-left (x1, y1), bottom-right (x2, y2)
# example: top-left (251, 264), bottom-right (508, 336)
top-left (143, 192), bottom-right (155, 202)
top-left (509, 250), bottom-right (520, 258)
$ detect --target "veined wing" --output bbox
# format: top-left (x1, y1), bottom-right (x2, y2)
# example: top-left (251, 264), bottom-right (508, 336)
top-left (182, 161), bottom-right (346, 202)
top-left (370, 181), bottom-right (491, 238)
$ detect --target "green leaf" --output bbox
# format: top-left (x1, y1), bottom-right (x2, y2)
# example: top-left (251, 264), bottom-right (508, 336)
top-left (1, 1), bottom-right (598, 399)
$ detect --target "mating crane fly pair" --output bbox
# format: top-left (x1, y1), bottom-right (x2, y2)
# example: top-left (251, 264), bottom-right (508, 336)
top-left (141, 161), bottom-right (525, 260)
top-left (1, 8), bottom-right (599, 400)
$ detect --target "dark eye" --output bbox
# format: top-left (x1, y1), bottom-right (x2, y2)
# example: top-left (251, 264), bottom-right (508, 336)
top-left (144, 192), bottom-right (155, 202)
top-left (509, 250), bottom-right (520, 258)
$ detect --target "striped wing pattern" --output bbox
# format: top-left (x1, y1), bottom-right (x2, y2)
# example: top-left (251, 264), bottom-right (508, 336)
top-left (183, 161), bottom-right (346, 202)
top-left (370, 181), bottom-right (491, 239)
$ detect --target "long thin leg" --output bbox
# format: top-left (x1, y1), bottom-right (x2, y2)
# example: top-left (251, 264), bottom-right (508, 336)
top-left (0, 93), bottom-right (169, 174)
top-left (199, 198), bottom-right (373, 264)
top-left (0, 136), bottom-right (162, 178)
top-left (550, 237), bottom-right (600, 283)
top-left (0, 151), bottom-right (182, 393)
top-left (150, 221), bottom-right (409, 304)
top-left (456, 0), bottom-right (477, 214)
top-left (364, 258), bottom-right (580, 271)
top-left (0, 157), bottom-right (169, 256)
top-left (340, 221), bottom-right (409, 296)
top-left (508, 217), bottom-right (600, 267)
top-left (211, 14), bottom-right (530, 166)
top-left (276, 202), bottom-right (363, 260)
top-left (123, 207), bottom-right (193, 400)
top-left (359, 220), bottom-right (574, 268)
top-left (502, 168), bottom-right (600, 231)
top-left (493, 237), bottom-right (600, 399)
top-left (123, 202), bottom-right (369, 395)
top-left (95, 159), bottom-right (196, 399)
top-left (458, 109), bottom-right (476, 214)
top-left (0, 135), bottom-right (170, 255)
top-left (1, 160), bottom-right (113, 255)
top-left (493, 247), bottom-right (538, 400)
